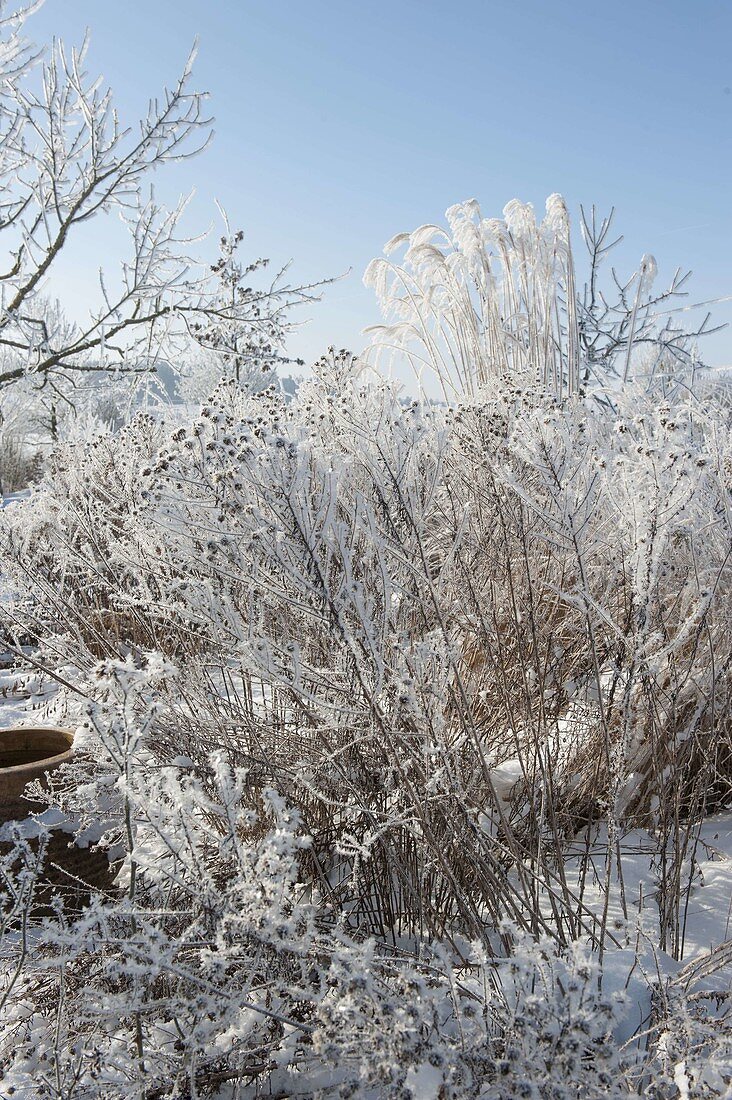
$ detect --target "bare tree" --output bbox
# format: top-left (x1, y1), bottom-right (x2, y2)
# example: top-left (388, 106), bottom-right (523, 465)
top-left (0, 1), bottom-right (322, 410)
top-left (577, 205), bottom-right (723, 393)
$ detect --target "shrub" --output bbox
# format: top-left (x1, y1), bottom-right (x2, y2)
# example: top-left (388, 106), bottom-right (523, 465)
top-left (1, 196), bottom-right (730, 1096)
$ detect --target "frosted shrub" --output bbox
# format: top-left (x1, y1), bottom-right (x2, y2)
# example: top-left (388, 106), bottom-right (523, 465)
top-left (1, 413), bottom-right (175, 659)
top-left (3, 345), bottom-right (731, 954)
top-left (0, 656), bottom-right (391, 1096)
top-left (0, 428), bottom-right (41, 494)
top-left (0, 657), bottom-right (636, 1098)
top-left (483, 935), bottom-right (630, 1099)
top-left (643, 981), bottom-right (732, 1098)
top-left (1, 195), bottom-right (731, 1095)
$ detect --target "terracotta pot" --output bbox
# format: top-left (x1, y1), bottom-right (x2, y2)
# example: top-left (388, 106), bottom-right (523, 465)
top-left (0, 726), bottom-right (74, 824)
top-left (0, 726), bottom-right (114, 909)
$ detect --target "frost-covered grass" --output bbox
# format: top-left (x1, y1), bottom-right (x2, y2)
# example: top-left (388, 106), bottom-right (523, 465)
top-left (0, 196), bottom-right (730, 1096)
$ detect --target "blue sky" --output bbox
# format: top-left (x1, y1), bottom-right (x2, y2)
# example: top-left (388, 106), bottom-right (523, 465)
top-left (29, 0), bottom-right (732, 370)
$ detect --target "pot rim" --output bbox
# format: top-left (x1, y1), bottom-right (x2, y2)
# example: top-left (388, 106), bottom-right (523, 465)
top-left (0, 726), bottom-right (75, 776)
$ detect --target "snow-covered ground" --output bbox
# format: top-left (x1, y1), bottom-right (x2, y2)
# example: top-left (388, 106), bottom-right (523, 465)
top-left (0, 660), bottom-right (60, 730)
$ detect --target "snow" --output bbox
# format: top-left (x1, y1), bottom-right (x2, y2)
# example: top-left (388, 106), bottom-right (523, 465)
top-left (405, 1062), bottom-right (445, 1099)
top-left (0, 490), bottom-right (30, 510)
top-left (0, 661), bottom-right (62, 730)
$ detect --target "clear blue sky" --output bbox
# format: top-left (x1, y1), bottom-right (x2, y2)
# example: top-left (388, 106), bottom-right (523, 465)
top-left (30, 0), bottom-right (732, 369)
